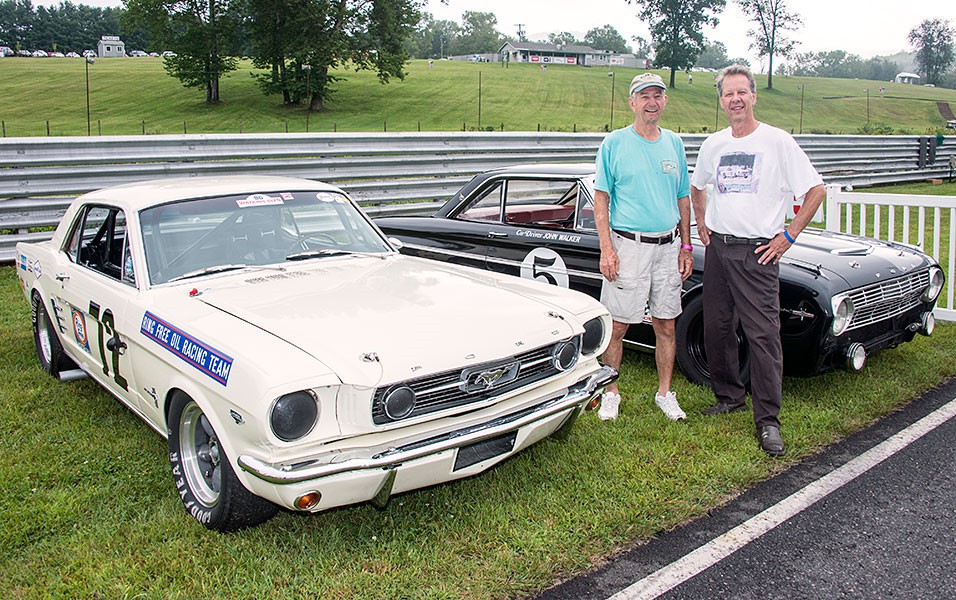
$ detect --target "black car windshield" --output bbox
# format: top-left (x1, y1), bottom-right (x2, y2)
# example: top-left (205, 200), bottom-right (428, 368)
top-left (140, 190), bottom-right (391, 285)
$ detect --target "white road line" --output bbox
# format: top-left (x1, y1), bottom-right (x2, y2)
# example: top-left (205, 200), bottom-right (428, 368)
top-left (609, 396), bottom-right (956, 600)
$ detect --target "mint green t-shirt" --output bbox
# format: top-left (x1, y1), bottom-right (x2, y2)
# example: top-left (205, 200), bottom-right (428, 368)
top-left (594, 126), bottom-right (690, 232)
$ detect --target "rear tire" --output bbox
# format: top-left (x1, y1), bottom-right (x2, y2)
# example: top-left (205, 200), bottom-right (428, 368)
top-left (32, 293), bottom-right (75, 378)
top-left (167, 391), bottom-right (278, 531)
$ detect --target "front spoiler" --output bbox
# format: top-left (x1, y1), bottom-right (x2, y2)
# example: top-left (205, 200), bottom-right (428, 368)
top-left (238, 365), bottom-right (617, 485)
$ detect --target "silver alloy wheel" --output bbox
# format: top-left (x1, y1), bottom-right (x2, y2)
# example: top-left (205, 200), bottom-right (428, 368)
top-left (178, 401), bottom-right (222, 506)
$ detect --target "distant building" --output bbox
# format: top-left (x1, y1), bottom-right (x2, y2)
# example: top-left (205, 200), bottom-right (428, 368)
top-left (97, 36), bottom-right (125, 58)
top-left (497, 41), bottom-right (649, 69)
top-left (894, 72), bottom-right (920, 84)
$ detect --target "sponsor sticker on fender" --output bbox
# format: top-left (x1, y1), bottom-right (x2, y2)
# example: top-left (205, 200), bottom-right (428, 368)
top-left (141, 311), bottom-right (234, 385)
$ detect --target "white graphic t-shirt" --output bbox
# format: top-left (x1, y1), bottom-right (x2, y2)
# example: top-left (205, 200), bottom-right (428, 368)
top-left (691, 124), bottom-right (822, 238)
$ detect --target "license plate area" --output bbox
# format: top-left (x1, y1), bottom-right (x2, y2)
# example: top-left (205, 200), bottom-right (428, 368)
top-left (453, 431), bottom-right (517, 471)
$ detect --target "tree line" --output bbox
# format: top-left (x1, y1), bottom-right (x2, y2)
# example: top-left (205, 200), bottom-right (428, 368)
top-left (2, 0), bottom-right (953, 110)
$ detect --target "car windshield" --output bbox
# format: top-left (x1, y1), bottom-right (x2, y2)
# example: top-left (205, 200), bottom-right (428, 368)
top-left (139, 189), bottom-right (391, 285)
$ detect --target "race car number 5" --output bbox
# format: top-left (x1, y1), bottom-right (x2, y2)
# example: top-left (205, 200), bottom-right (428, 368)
top-left (519, 248), bottom-right (569, 288)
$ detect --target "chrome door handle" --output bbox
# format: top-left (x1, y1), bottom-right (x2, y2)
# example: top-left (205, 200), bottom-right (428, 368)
top-left (487, 231), bottom-right (508, 239)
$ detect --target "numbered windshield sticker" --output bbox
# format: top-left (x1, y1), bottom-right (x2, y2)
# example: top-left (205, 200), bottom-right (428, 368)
top-left (520, 248), bottom-right (569, 288)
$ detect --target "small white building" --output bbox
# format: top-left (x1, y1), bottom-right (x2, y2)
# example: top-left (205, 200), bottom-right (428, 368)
top-left (894, 72), bottom-right (920, 84)
top-left (97, 35), bottom-right (126, 58)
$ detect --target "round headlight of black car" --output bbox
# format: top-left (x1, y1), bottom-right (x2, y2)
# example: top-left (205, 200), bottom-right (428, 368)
top-left (552, 338), bottom-right (580, 371)
top-left (383, 385), bottom-right (417, 420)
top-left (270, 391), bottom-right (318, 442)
top-left (830, 296), bottom-right (855, 337)
top-left (581, 317), bottom-right (605, 355)
top-left (921, 266), bottom-right (944, 303)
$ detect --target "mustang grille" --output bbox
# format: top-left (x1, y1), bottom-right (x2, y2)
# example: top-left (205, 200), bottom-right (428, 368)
top-left (846, 270), bottom-right (929, 331)
top-left (372, 341), bottom-right (574, 425)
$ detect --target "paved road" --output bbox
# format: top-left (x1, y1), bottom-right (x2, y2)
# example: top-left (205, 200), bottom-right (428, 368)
top-left (534, 377), bottom-right (956, 600)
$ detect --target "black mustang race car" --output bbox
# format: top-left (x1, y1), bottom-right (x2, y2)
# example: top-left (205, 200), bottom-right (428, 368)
top-left (376, 164), bottom-right (944, 386)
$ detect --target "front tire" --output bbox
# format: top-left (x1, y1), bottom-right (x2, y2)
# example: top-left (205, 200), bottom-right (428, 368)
top-left (32, 292), bottom-right (75, 378)
top-left (675, 294), bottom-right (751, 388)
top-left (167, 392), bottom-right (277, 531)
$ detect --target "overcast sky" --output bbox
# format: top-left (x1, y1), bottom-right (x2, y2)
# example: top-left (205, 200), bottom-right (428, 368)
top-left (32, 0), bottom-right (956, 71)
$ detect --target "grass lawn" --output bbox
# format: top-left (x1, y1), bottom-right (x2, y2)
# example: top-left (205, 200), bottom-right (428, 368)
top-left (2, 58), bottom-right (956, 136)
top-left (2, 257), bottom-right (954, 598)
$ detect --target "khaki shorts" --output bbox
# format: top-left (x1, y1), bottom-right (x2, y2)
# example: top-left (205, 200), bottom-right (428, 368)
top-left (600, 231), bottom-right (683, 323)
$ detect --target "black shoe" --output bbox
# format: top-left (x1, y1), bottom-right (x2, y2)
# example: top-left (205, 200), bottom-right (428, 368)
top-left (757, 425), bottom-right (786, 456)
top-left (701, 401), bottom-right (747, 416)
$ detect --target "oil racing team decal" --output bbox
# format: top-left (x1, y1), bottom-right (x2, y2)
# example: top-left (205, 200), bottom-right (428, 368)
top-left (71, 307), bottom-right (91, 353)
top-left (140, 312), bottom-right (233, 386)
top-left (519, 248), bottom-right (570, 288)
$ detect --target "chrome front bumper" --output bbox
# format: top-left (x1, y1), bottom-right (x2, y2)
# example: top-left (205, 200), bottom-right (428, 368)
top-left (238, 365), bottom-right (617, 485)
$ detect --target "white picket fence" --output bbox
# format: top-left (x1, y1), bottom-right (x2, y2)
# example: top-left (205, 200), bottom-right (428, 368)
top-left (824, 183), bottom-right (955, 321)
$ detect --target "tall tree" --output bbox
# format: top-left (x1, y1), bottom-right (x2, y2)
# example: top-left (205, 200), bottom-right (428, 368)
top-left (908, 18), bottom-right (955, 86)
top-left (736, 0), bottom-right (801, 89)
top-left (629, 0), bottom-right (725, 87)
top-left (695, 40), bottom-right (731, 69)
top-left (243, 0), bottom-right (419, 112)
top-left (450, 10), bottom-right (500, 55)
top-left (584, 24), bottom-right (629, 53)
top-left (547, 31), bottom-right (578, 46)
top-left (124, 0), bottom-right (239, 103)
top-left (406, 12), bottom-right (459, 59)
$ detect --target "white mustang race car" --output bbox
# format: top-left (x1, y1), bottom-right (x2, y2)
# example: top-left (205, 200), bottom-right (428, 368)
top-left (16, 176), bottom-right (616, 531)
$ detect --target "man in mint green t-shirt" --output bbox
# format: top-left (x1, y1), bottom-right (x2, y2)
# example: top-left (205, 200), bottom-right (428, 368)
top-left (594, 72), bottom-right (694, 423)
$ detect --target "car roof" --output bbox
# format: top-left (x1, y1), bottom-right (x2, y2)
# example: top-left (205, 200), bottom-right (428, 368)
top-left (485, 163), bottom-right (596, 177)
top-left (75, 175), bottom-right (343, 211)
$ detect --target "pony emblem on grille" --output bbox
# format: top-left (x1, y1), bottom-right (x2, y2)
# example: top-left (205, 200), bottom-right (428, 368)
top-left (461, 361), bottom-right (521, 393)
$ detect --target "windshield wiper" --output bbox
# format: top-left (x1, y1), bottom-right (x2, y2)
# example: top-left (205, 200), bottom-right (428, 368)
top-left (168, 264), bottom-right (249, 282)
top-left (285, 248), bottom-right (389, 261)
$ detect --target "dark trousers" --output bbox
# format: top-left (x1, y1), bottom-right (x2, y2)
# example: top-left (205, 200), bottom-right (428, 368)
top-left (703, 236), bottom-right (783, 428)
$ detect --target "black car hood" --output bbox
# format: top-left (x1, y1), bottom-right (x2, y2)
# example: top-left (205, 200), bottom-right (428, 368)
top-left (780, 228), bottom-right (934, 288)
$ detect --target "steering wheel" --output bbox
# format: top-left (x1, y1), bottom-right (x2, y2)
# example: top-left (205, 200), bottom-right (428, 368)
top-left (287, 232), bottom-right (338, 252)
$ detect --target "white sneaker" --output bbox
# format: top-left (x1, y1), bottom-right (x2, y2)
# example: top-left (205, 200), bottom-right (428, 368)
top-left (598, 391), bottom-right (621, 421)
top-left (655, 391), bottom-right (687, 421)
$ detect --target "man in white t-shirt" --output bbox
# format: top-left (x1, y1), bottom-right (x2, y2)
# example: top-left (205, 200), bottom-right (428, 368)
top-left (690, 65), bottom-right (825, 456)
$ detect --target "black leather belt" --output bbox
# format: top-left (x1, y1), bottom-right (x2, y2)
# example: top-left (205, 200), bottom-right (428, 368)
top-left (613, 229), bottom-right (677, 245)
top-left (711, 231), bottom-right (771, 245)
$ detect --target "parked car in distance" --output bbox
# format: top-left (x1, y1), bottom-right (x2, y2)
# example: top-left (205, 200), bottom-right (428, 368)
top-left (65, 51), bottom-right (80, 58)
top-left (162, 51), bottom-right (177, 58)
top-left (16, 175), bottom-right (615, 531)
top-left (128, 50), bottom-right (148, 57)
top-left (0, 46), bottom-right (14, 57)
top-left (17, 49), bottom-right (31, 57)
top-left (31, 50), bottom-right (48, 57)
top-left (376, 163), bottom-right (944, 386)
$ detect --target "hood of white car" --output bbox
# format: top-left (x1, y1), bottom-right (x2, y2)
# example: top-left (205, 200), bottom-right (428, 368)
top-left (192, 254), bottom-right (589, 386)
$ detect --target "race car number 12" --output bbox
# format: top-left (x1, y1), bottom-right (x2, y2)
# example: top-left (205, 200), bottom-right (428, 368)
top-left (89, 300), bottom-right (129, 391)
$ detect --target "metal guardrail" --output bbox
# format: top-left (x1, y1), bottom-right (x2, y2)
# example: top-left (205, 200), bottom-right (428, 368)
top-left (1, 132), bottom-right (953, 263)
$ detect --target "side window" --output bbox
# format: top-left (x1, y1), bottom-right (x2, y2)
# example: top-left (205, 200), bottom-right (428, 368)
top-left (456, 181), bottom-right (503, 222)
top-left (576, 192), bottom-right (596, 230)
top-left (66, 205), bottom-right (135, 285)
top-left (501, 180), bottom-right (577, 226)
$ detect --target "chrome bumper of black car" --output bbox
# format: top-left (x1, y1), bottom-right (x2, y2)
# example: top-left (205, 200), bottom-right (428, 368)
top-left (237, 365), bottom-right (618, 485)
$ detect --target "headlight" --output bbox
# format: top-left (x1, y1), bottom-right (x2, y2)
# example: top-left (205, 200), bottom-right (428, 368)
top-left (830, 296), bottom-right (855, 336)
top-left (270, 390), bottom-right (318, 442)
top-left (921, 266), bottom-right (944, 303)
top-left (581, 317), bottom-right (605, 355)
top-left (552, 338), bottom-right (580, 371)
